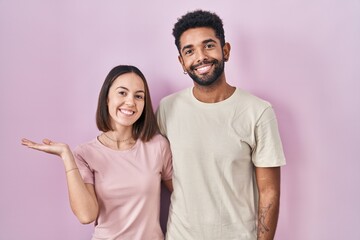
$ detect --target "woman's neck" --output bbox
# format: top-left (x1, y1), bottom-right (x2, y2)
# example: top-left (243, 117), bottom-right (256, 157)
top-left (99, 129), bottom-right (135, 150)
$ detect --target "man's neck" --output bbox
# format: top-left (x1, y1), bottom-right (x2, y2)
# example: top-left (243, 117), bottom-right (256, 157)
top-left (192, 79), bottom-right (235, 103)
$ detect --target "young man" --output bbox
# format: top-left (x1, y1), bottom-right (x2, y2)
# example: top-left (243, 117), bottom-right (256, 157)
top-left (157, 10), bottom-right (286, 240)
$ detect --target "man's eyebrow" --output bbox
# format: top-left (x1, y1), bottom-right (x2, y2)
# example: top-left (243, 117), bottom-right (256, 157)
top-left (181, 38), bottom-right (217, 52)
top-left (181, 44), bottom-right (193, 53)
top-left (203, 39), bottom-right (216, 44)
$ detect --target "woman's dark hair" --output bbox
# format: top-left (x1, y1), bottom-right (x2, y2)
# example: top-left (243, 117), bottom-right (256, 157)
top-left (172, 10), bottom-right (226, 52)
top-left (96, 65), bottom-right (159, 142)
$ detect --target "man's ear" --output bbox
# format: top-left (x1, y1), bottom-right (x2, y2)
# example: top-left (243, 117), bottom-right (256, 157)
top-left (223, 42), bottom-right (231, 62)
top-left (178, 55), bottom-right (186, 72)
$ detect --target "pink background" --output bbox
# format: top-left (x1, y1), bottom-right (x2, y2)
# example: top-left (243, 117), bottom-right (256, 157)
top-left (1, 0), bottom-right (359, 239)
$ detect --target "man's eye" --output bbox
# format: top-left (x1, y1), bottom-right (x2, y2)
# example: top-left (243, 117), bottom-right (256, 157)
top-left (184, 49), bottom-right (193, 55)
top-left (205, 43), bottom-right (215, 49)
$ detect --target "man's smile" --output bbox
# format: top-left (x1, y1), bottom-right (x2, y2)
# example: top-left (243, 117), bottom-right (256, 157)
top-left (195, 64), bottom-right (213, 75)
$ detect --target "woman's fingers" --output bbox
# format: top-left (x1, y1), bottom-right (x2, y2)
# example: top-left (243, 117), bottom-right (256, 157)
top-left (21, 137), bottom-right (55, 153)
top-left (42, 138), bottom-right (53, 145)
top-left (21, 138), bottom-right (53, 146)
top-left (21, 138), bottom-right (37, 146)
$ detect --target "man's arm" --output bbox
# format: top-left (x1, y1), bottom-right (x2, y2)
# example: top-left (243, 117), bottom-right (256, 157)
top-left (255, 167), bottom-right (281, 240)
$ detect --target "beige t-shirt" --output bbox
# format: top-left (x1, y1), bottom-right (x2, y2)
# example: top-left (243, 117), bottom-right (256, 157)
top-left (157, 87), bottom-right (286, 240)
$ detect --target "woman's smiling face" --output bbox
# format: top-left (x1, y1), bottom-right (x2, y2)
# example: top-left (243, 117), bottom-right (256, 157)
top-left (107, 72), bottom-right (145, 129)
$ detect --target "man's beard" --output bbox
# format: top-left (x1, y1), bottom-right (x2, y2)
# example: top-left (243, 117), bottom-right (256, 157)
top-left (187, 58), bottom-right (225, 86)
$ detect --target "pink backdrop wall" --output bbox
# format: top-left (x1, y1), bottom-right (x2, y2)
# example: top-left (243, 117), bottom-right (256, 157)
top-left (1, 0), bottom-right (359, 239)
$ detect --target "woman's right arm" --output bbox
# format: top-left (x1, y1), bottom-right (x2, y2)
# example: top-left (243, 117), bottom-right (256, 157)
top-left (21, 138), bottom-right (99, 224)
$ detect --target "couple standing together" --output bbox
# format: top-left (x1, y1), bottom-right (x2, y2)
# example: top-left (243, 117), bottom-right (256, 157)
top-left (22, 10), bottom-right (286, 240)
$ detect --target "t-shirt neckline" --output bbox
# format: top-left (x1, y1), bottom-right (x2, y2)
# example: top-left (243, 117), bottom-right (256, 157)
top-left (95, 135), bottom-right (139, 153)
top-left (189, 87), bottom-right (238, 107)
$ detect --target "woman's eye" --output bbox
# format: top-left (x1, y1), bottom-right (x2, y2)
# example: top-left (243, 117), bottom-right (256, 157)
top-left (135, 95), bottom-right (144, 100)
top-left (118, 91), bottom-right (126, 96)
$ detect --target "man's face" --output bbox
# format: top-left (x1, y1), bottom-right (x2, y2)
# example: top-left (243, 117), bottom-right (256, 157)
top-left (178, 27), bottom-right (229, 86)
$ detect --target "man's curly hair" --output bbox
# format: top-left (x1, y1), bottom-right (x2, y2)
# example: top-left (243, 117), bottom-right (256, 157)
top-left (172, 10), bottom-right (226, 53)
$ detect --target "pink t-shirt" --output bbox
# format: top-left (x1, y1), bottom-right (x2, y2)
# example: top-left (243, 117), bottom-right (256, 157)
top-left (73, 134), bottom-right (173, 240)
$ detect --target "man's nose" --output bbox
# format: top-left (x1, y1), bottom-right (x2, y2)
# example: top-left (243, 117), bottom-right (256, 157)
top-left (195, 49), bottom-right (208, 63)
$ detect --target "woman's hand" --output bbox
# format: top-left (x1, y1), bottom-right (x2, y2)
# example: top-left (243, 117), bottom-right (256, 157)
top-left (21, 137), bottom-right (99, 223)
top-left (21, 138), bottom-right (71, 159)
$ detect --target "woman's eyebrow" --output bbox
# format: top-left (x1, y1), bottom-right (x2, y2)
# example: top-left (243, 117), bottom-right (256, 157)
top-left (116, 86), bottom-right (145, 93)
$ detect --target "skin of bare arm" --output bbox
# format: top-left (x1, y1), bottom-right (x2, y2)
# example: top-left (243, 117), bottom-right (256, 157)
top-left (21, 138), bottom-right (99, 224)
top-left (255, 167), bottom-right (281, 240)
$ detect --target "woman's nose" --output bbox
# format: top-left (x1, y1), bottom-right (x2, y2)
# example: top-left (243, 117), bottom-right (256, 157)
top-left (124, 96), bottom-right (135, 106)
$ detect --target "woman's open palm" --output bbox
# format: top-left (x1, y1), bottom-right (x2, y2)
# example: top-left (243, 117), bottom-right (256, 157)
top-left (21, 138), bottom-right (70, 158)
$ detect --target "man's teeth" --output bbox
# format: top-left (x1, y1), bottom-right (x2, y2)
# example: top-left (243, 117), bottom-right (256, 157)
top-left (196, 65), bottom-right (211, 74)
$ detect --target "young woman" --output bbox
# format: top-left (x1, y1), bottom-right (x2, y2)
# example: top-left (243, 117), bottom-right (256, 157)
top-left (21, 65), bottom-right (173, 240)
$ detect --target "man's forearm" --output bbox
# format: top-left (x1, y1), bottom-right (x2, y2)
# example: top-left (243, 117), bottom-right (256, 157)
top-left (255, 167), bottom-right (281, 240)
top-left (257, 194), bottom-right (280, 240)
